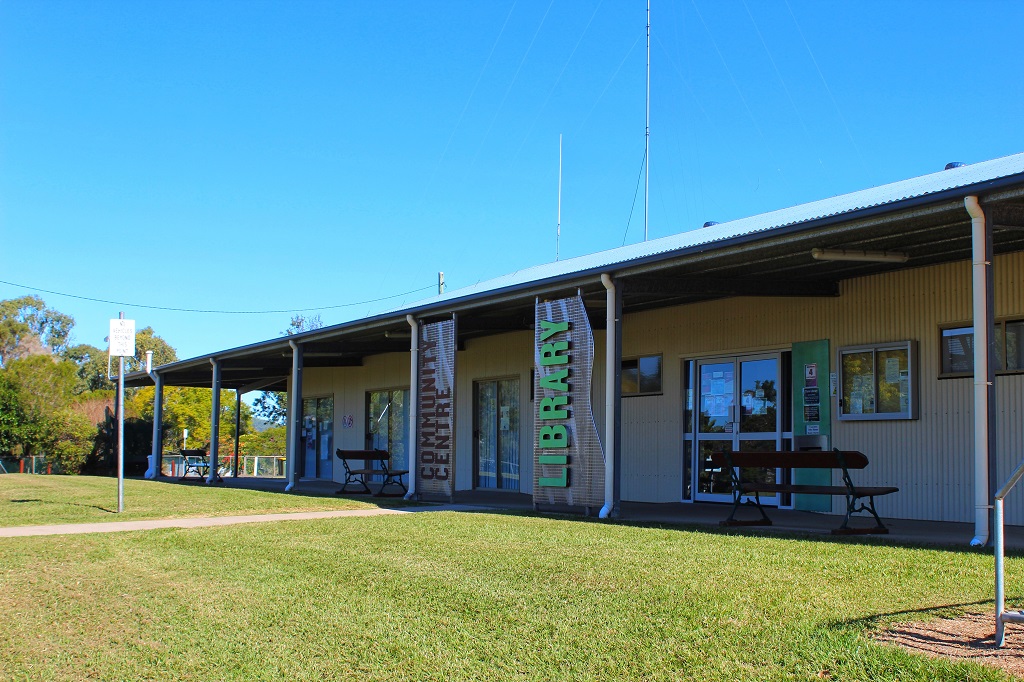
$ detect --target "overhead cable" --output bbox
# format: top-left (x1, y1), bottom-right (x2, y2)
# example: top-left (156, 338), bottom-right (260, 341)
top-left (0, 279), bottom-right (436, 315)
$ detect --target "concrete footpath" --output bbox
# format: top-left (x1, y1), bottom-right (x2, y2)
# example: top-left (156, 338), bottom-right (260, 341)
top-left (0, 507), bottom-right (431, 538)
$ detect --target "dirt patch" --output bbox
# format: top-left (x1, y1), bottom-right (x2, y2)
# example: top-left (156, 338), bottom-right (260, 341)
top-left (877, 612), bottom-right (1024, 677)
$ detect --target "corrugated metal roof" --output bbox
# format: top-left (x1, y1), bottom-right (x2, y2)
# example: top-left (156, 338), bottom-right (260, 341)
top-left (127, 150), bottom-right (1024, 383)
top-left (397, 152), bottom-right (1024, 309)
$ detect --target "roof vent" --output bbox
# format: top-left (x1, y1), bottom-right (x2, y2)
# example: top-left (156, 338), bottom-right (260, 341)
top-left (945, 161), bottom-right (966, 170)
top-left (703, 221), bottom-right (720, 228)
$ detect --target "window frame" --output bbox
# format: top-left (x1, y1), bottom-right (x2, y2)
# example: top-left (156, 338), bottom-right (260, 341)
top-left (837, 340), bottom-right (918, 421)
top-left (621, 354), bottom-right (663, 397)
top-left (938, 318), bottom-right (1024, 379)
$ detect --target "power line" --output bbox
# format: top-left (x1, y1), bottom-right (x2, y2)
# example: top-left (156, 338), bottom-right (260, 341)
top-left (0, 279), bottom-right (436, 315)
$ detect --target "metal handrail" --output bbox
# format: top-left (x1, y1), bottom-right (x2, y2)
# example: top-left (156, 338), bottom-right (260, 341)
top-left (994, 458), bottom-right (1024, 646)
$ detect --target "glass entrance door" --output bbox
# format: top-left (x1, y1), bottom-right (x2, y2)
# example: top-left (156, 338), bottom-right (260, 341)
top-left (474, 378), bottom-right (520, 490)
top-left (302, 396), bottom-right (334, 480)
top-left (694, 355), bottom-right (781, 503)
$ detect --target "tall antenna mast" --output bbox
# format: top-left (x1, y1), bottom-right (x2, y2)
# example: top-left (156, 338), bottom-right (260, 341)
top-left (644, 0), bottom-right (650, 241)
top-left (556, 133), bottom-right (562, 261)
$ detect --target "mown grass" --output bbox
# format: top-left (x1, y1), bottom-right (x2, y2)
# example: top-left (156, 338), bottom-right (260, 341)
top-left (0, 474), bottom-right (389, 526)
top-left (0, 510), bottom-right (1017, 681)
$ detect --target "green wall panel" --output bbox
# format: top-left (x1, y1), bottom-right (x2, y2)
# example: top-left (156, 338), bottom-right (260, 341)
top-left (791, 340), bottom-right (831, 512)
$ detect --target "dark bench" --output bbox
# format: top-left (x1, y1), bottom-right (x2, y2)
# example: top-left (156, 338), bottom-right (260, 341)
top-left (709, 449), bottom-right (899, 534)
top-left (335, 449), bottom-right (408, 497)
top-left (179, 449), bottom-right (221, 481)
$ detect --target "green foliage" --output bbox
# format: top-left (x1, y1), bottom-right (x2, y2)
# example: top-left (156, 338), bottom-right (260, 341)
top-left (0, 372), bottom-right (24, 453)
top-left (46, 410), bottom-right (95, 474)
top-left (124, 326), bottom-right (178, 374)
top-left (2, 356), bottom-right (80, 458)
top-left (0, 295), bottom-right (74, 367)
top-left (0, 356), bottom-right (99, 471)
top-left (239, 424), bottom-right (286, 456)
top-left (64, 343), bottom-right (112, 392)
top-left (127, 385), bottom-right (251, 453)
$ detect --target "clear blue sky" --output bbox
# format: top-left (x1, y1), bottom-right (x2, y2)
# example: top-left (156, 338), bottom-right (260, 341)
top-left (2, 1), bottom-right (1022, 362)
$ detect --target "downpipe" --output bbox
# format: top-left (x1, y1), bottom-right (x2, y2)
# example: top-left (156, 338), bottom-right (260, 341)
top-left (599, 273), bottom-right (616, 519)
top-left (285, 339), bottom-right (301, 492)
top-left (965, 195), bottom-right (990, 547)
top-left (405, 315), bottom-right (419, 500)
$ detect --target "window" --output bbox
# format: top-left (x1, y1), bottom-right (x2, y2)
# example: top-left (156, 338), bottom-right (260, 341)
top-left (838, 341), bottom-right (918, 420)
top-left (940, 320), bottom-right (1024, 376)
top-left (622, 355), bottom-right (662, 396)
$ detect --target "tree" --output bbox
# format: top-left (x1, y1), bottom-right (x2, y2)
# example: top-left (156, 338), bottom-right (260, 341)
top-left (124, 326), bottom-right (178, 374)
top-left (127, 385), bottom-right (251, 453)
top-left (64, 343), bottom-right (112, 393)
top-left (47, 410), bottom-right (95, 474)
top-left (1, 355), bottom-right (95, 472)
top-left (251, 314), bottom-right (324, 424)
top-left (0, 371), bottom-right (24, 454)
top-left (0, 296), bottom-right (74, 367)
top-left (4, 355), bottom-right (79, 456)
top-left (239, 425), bottom-right (286, 456)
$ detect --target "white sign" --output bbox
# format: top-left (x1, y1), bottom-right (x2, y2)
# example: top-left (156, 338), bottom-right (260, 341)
top-left (109, 318), bottom-right (136, 357)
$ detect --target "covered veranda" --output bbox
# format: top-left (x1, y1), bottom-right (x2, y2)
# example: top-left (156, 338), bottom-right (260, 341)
top-left (125, 155), bottom-right (1024, 543)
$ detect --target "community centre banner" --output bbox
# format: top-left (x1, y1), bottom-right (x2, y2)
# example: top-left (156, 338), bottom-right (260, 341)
top-left (533, 295), bottom-right (604, 509)
top-left (416, 317), bottom-right (456, 501)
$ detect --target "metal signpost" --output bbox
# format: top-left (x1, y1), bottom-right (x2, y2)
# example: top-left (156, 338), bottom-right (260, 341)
top-left (109, 314), bottom-right (136, 513)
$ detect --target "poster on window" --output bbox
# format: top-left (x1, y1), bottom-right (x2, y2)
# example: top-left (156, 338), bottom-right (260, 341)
top-left (533, 295), bottom-right (603, 509)
top-left (416, 317), bottom-right (456, 501)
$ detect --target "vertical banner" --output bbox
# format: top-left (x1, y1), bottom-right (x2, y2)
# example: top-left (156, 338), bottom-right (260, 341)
top-left (533, 295), bottom-right (604, 509)
top-left (416, 318), bottom-right (456, 501)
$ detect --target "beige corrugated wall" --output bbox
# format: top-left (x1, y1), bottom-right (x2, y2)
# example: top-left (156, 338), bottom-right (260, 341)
top-left (302, 353), bottom-right (410, 484)
top-left (614, 251), bottom-right (1024, 522)
top-left (301, 251), bottom-right (1024, 522)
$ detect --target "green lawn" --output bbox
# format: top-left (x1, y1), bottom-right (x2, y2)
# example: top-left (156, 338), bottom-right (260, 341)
top-left (0, 474), bottom-right (390, 526)
top-left (0, 510), bottom-right (1017, 681)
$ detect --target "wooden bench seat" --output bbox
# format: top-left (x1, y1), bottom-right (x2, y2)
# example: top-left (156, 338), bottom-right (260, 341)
top-left (709, 449), bottom-right (899, 534)
top-left (335, 449), bottom-right (408, 497)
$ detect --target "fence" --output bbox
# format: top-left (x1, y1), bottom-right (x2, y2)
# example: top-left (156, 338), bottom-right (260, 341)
top-left (161, 454), bottom-right (286, 478)
top-left (0, 456), bottom-right (54, 474)
top-left (0, 454), bottom-right (287, 478)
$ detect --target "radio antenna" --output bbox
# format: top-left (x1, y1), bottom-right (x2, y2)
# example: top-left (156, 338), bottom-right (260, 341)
top-left (644, 0), bottom-right (651, 241)
top-left (556, 133), bottom-right (562, 261)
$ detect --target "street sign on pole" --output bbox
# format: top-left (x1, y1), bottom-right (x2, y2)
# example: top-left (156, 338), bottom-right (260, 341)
top-left (109, 318), bottom-right (136, 357)
top-left (110, 314), bottom-right (135, 513)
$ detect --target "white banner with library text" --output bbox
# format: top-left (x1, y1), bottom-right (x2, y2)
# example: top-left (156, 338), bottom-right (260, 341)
top-left (533, 296), bottom-right (603, 508)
